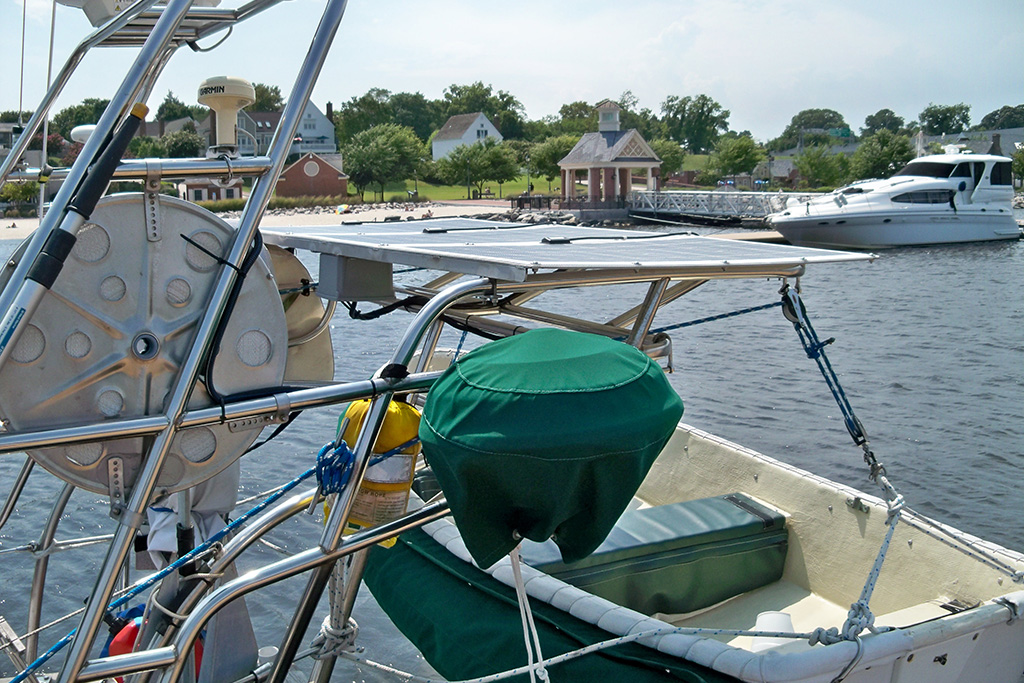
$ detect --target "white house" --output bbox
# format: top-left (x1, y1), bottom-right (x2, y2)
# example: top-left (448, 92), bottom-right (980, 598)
top-left (431, 112), bottom-right (502, 161)
top-left (199, 101), bottom-right (336, 156)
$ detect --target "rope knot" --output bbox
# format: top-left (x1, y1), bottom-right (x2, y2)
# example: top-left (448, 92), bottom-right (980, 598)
top-left (842, 601), bottom-right (875, 640)
top-left (316, 441), bottom-right (355, 494)
top-left (311, 616), bottom-right (360, 660)
top-left (808, 626), bottom-right (842, 646)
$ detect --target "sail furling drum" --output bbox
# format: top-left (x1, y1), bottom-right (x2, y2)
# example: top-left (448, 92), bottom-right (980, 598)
top-left (0, 194), bottom-right (325, 495)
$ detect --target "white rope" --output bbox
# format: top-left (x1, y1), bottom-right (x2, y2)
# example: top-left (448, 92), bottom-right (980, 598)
top-left (509, 545), bottom-right (548, 683)
top-left (311, 559), bottom-right (360, 660)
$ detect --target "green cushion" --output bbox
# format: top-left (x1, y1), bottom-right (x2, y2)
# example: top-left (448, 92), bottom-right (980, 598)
top-left (520, 494), bottom-right (788, 615)
top-left (419, 328), bottom-right (684, 568)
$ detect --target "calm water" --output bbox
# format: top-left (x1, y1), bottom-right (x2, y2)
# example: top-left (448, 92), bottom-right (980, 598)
top-left (0, 218), bottom-right (1022, 680)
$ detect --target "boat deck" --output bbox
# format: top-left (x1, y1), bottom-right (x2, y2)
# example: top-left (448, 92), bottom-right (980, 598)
top-left (663, 579), bottom-right (952, 653)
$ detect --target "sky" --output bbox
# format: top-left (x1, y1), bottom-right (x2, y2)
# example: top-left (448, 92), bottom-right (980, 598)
top-left (2, 0), bottom-right (1023, 142)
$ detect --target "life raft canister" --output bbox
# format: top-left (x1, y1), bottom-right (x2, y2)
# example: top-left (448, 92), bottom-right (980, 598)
top-left (330, 398), bottom-right (422, 546)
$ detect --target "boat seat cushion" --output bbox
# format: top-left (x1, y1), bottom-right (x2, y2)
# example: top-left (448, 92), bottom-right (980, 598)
top-left (519, 493), bottom-right (787, 615)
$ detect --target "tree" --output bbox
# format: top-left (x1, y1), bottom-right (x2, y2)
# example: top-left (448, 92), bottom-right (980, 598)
top-left (769, 108), bottom-right (850, 152)
top-left (251, 83), bottom-right (284, 112)
top-left (1, 110), bottom-right (33, 123)
top-left (51, 98), bottom-right (110, 138)
top-left (435, 138), bottom-right (517, 197)
top-left (660, 94), bottom-right (729, 153)
top-left (977, 105), bottom-right (1024, 131)
top-left (711, 135), bottom-right (765, 178)
top-left (127, 136), bottom-right (167, 159)
top-left (483, 141), bottom-right (520, 196)
top-left (163, 125), bottom-right (205, 158)
top-left (343, 123), bottom-right (423, 201)
top-left (156, 91), bottom-right (201, 121)
top-left (441, 82), bottom-right (526, 139)
top-left (648, 139), bottom-right (686, 177)
top-left (531, 135), bottom-right (579, 186)
top-left (861, 109), bottom-right (904, 136)
top-left (918, 103), bottom-right (970, 135)
top-left (849, 130), bottom-right (914, 181)
top-left (334, 88), bottom-right (394, 145)
top-left (1011, 146), bottom-right (1024, 184)
top-left (556, 101), bottom-right (597, 136)
top-left (0, 180), bottom-right (39, 207)
top-left (793, 145), bottom-right (848, 188)
top-left (390, 92), bottom-right (442, 142)
top-left (617, 90), bottom-right (665, 141)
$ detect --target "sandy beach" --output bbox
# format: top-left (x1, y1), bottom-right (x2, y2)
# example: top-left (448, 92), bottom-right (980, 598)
top-left (1, 199), bottom-right (511, 242)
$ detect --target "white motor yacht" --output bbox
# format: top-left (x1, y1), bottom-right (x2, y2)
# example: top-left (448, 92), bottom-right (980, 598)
top-left (768, 153), bottom-right (1020, 248)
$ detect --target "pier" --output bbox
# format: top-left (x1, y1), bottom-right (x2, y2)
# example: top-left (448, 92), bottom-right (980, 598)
top-left (628, 190), bottom-right (819, 223)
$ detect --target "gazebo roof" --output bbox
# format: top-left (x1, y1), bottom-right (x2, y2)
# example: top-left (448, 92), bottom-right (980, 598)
top-left (558, 129), bottom-right (661, 169)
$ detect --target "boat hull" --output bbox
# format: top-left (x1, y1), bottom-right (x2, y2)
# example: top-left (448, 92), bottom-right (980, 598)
top-left (366, 423), bottom-right (1024, 683)
top-left (770, 211), bottom-right (1020, 249)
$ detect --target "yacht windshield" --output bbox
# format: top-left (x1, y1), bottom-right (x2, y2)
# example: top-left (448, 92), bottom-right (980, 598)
top-left (893, 162), bottom-right (956, 178)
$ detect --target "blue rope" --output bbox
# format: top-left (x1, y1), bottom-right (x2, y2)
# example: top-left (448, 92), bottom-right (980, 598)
top-left (782, 287), bottom-right (868, 447)
top-left (650, 301), bottom-right (782, 334)
top-left (316, 442), bottom-right (355, 494)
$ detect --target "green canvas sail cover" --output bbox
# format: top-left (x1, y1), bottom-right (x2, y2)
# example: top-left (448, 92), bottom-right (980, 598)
top-left (419, 328), bottom-right (684, 568)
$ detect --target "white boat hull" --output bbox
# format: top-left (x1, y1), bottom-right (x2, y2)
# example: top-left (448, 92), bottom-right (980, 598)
top-left (771, 211), bottom-right (1020, 249)
top-left (400, 421), bottom-right (1024, 683)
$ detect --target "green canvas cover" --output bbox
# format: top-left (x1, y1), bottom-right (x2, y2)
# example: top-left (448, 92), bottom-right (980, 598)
top-left (419, 328), bottom-right (684, 568)
top-left (364, 528), bottom-right (738, 683)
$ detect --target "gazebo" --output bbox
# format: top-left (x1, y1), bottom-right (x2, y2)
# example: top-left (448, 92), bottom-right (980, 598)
top-left (558, 100), bottom-right (662, 203)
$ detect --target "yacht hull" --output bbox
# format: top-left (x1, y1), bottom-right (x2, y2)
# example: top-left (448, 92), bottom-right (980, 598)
top-left (771, 211), bottom-right (1020, 249)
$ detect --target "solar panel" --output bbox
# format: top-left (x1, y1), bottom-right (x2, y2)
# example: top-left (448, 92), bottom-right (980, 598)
top-left (261, 218), bottom-right (871, 283)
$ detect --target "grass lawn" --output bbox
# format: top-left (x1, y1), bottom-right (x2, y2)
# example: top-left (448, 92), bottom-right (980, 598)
top-left (354, 175), bottom-right (567, 203)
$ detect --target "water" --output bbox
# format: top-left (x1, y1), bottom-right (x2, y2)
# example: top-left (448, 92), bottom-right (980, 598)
top-left (0, 219), bottom-right (1022, 681)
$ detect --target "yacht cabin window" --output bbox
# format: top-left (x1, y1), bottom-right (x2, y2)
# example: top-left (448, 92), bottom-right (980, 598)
top-left (891, 189), bottom-right (956, 204)
top-left (990, 161), bottom-right (1013, 185)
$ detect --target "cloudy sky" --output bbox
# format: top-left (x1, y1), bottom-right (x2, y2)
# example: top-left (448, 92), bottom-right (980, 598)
top-left (2, 0), bottom-right (1022, 141)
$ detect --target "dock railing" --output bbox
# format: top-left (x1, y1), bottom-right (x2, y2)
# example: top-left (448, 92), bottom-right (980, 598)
top-left (629, 190), bottom-right (820, 219)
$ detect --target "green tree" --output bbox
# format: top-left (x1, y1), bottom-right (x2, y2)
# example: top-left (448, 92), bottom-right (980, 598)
top-left (434, 138), bottom-right (517, 197)
top-left (977, 105), bottom-right (1024, 130)
top-left (343, 123), bottom-right (423, 201)
top-left (556, 101), bottom-right (597, 136)
top-left (531, 134), bottom-right (579, 187)
top-left (861, 109), bottom-right (905, 136)
top-left (390, 91), bottom-right (442, 142)
top-left (770, 108), bottom-right (850, 152)
top-left (156, 91), bottom-right (201, 121)
top-left (0, 180), bottom-right (39, 206)
top-left (163, 125), bottom-right (205, 158)
top-left (0, 110), bottom-right (33, 123)
top-left (648, 139), bottom-right (686, 176)
top-left (51, 98), bottom-right (110, 138)
top-left (127, 135), bottom-right (167, 159)
top-left (251, 83), bottom-right (284, 112)
top-left (793, 145), bottom-right (848, 188)
top-left (616, 90), bottom-right (665, 141)
top-left (918, 103), bottom-right (970, 135)
top-left (484, 140), bottom-right (520, 197)
top-left (334, 88), bottom-right (394, 145)
top-left (660, 94), bottom-right (729, 154)
top-left (1010, 147), bottom-right (1024, 184)
top-left (711, 134), bottom-right (765, 178)
top-left (441, 82), bottom-right (526, 139)
top-left (849, 130), bottom-right (914, 181)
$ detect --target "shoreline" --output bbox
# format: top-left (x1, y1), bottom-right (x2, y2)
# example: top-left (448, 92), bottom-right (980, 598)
top-left (1, 199), bottom-right (512, 241)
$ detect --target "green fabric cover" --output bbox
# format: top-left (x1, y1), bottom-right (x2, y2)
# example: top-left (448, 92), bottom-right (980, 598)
top-left (364, 528), bottom-right (738, 683)
top-left (419, 328), bottom-right (684, 568)
top-left (519, 494), bottom-right (788, 614)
